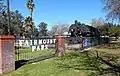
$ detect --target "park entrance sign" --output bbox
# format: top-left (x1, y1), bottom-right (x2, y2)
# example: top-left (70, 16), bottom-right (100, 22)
top-left (16, 38), bottom-right (56, 51)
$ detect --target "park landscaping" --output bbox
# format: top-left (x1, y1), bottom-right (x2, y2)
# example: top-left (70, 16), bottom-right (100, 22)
top-left (7, 42), bottom-right (120, 76)
top-left (0, 0), bottom-right (120, 76)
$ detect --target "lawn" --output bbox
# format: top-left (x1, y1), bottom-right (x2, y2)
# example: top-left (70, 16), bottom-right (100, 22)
top-left (9, 53), bottom-right (99, 76)
top-left (7, 42), bottom-right (120, 76)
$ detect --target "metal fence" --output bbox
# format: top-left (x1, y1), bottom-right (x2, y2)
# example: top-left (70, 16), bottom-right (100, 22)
top-left (15, 36), bottom-right (111, 61)
top-left (65, 36), bottom-right (111, 50)
top-left (15, 37), bottom-right (56, 61)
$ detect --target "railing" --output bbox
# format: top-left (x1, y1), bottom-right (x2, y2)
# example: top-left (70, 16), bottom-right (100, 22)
top-left (15, 36), bottom-right (111, 61)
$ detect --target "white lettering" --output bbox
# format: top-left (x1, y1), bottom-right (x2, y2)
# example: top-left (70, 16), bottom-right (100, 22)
top-left (43, 39), bottom-right (46, 44)
top-left (24, 40), bottom-right (29, 46)
top-left (30, 40), bottom-right (33, 45)
top-left (47, 39), bottom-right (50, 44)
top-left (32, 46), bottom-right (36, 52)
top-left (41, 45), bottom-right (44, 50)
top-left (18, 38), bottom-right (56, 51)
top-left (39, 39), bottom-right (42, 45)
top-left (36, 46), bottom-right (40, 51)
top-left (34, 40), bottom-right (37, 45)
top-left (45, 45), bottom-right (48, 49)
top-left (19, 40), bottom-right (24, 46)
top-left (53, 39), bottom-right (56, 43)
top-left (50, 39), bottom-right (53, 44)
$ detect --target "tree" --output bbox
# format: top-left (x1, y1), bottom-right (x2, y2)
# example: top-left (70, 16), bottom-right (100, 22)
top-left (26, 0), bottom-right (35, 18)
top-left (0, 1), bottom-right (25, 37)
top-left (38, 22), bottom-right (48, 36)
top-left (0, 1), bottom-right (6, 13)
top-left (91, 19), bottom-right (97, 27)
top-left (22, 16), bottom-right (33, 38)
top-left (10, 10), bottom-right (24, 36)
top-left (26, 0), bottom-right (35, 38)
top-left (102, 0), bottom-right (120, 38)
top-left (100, 23), bottom-right (120, 38)
top-left (0, 0), bottom-right (8, 35)
top-left (102, 0), bottom-right (120, 22)
top-left (33, 26), bottom-right (39, 37)
top-left (0, 1), bottom-right (25, 36)
top-left (91, 18), bottom-right (104, 28)
top-left (48, 23), bottom-right (70, 36)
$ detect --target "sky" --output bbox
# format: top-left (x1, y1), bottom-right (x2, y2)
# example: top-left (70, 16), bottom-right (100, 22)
top-left (9, 0), bottom-right (106, 30)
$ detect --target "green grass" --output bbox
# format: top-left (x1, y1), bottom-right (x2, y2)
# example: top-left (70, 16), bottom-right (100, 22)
top-left (9, 52), bottom-right (99, 76)
top-left (8, 42), bottom-right (120, 76)
top-left (9, 51), bottom-right (120, 76)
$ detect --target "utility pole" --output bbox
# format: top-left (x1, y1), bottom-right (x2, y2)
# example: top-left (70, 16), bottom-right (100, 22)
top-left (7, 0), bottom-right (10, 35)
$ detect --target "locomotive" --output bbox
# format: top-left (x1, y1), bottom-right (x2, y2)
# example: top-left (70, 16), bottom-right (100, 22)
top-left (68, 20), bottom-right (101, 44)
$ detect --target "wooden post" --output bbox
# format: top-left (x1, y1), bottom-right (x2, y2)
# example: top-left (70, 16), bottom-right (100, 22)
top-left (55, 35), bottom-right (65, 57)
top-left (7, 0), bottom-right (11, 35)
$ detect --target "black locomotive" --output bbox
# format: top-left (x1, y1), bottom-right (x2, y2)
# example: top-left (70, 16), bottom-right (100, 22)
top-left (68, 20), bottom-right (101, 44)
